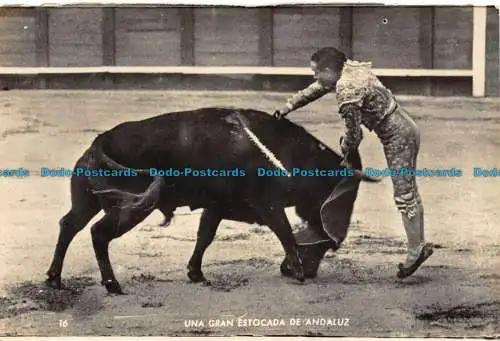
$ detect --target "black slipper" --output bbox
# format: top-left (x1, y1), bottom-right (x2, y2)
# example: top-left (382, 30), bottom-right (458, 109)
top-left (397, 243), bottom-right (434, 279)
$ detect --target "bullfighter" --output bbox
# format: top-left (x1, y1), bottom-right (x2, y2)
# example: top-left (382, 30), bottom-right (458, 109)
top-left (273, 47), bottom-right (434, 279)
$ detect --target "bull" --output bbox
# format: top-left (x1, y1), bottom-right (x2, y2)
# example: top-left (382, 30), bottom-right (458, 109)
top-left (45, 107), bottom-right (379, 295)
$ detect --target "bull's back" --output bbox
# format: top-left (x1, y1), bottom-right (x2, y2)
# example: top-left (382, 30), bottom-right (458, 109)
top-left (98, 108), bottom-right (315, 169)
top-left (90, 107), bottom-right (346, 204)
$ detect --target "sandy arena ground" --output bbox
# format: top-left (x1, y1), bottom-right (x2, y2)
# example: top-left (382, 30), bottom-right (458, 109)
top-left (0, 90), bottom-right (498, 337)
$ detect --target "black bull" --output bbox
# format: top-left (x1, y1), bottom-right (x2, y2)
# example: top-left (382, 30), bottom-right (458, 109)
top-left (45, 107), bottom-right (379, 294)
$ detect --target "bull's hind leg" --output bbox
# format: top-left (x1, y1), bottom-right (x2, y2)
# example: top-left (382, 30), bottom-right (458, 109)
top-left (250, 204), bottom-right (305, 283)
top-left (46, 174), bottom-right (101, 289)
top-left (90, 208), bottom-right (153, 294)
top-left (187, 209), bottom-right (222, 284)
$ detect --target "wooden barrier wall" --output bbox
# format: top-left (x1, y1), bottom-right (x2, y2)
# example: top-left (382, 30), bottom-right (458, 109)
top-left (48, 8), bottom-right (103, 66)
top-left (272, 7), bottom-right (343, 66)
top-left (485, 7), bottom-right (499, 97)
top-left (115, 8), bottom-right (182, 66)
top-left (0, 8), bottom-right (36, 67)
top-left (0, 6), bottom-right (498, 96)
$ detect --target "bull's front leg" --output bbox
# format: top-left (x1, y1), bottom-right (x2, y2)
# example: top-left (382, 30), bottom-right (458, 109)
top-left (250, 203), bottom-right (305, 283)
top-left (281, 221), bottom-right (339, 279)
top-left (187, 209), bottom-right (222, 285)
top-left (281, 242), bottom-right (334, 279)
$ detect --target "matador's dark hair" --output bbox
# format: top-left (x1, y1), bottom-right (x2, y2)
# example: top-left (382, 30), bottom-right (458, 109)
top-left (310, 47), bottom-right (347, 73)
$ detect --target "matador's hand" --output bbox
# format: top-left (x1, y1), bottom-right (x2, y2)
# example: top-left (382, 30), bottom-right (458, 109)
top-left (339, 137), bottom-right (352, 168)
top-left (272, 106), bottom-right (291, 120)
top-left (273, 110), bottom-right (284, 119)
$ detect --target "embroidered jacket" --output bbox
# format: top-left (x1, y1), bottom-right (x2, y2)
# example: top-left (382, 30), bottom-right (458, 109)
top-left (284, 60), bottom-right (397, 154)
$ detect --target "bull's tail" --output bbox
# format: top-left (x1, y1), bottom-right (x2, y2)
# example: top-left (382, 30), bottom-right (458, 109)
top-left (89, 135), bottom-right (164, 212)
top-left (92, 176), bottom-right (163, 212)
top-left (92, 135), bottom-right (151, 176)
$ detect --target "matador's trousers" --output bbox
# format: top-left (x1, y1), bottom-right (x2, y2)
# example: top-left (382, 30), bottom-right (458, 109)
top-left (375, 104), bottom-right (430, 273)
top-left (374, 105), bottom-right (422, 218)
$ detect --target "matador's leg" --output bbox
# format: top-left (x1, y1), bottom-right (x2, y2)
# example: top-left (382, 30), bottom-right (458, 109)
top-left (383, 110), bottom-right (433, 278)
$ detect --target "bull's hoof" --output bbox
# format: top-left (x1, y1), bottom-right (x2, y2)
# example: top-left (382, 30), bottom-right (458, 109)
top-left (300, 242), bottom-right (334, 279)
top-left (102, 279), bottom-right (125, 295)
top-left (281, 257), bottom-right (320, 279)
top-left (280, 260), bottom-right (294, 278)
top-left (280, 259), bottom-right (305, 282)
top-left (297, 275), bottom-right (305, 283)
top-left (187, 270), bottom-right (207, 283)
top-left (295, 266), bottom-right (305, 283)
top-left (45, 275), bottom-right (62, 289)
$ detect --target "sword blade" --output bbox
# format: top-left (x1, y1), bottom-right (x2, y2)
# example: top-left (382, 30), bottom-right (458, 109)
top-left (234, 112), bottom-right (291, 177)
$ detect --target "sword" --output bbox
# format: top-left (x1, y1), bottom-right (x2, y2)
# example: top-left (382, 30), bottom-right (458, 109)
top-left (232, 112), bottom-right (292, 177)
top-left (229, 111), bottom-right (380, 182)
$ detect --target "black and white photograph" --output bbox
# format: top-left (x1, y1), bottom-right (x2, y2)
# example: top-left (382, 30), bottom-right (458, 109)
top-left (0, 2), bottom-right (498, 338)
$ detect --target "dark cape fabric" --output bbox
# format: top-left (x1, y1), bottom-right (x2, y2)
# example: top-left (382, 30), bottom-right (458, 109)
top-left (294, 175), bottom-right (361, 246)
